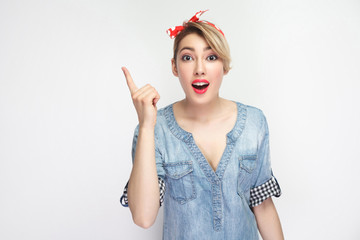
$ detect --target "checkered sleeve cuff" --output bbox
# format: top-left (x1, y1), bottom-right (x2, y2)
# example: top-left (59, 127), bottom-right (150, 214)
top-left (120, 177), bottom-right (166, 207)
top-left (250, 176), bottom-right (281, 207)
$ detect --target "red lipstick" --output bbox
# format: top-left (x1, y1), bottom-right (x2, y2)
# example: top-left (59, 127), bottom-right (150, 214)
top-left (191, 79), bottom-right (210, 94)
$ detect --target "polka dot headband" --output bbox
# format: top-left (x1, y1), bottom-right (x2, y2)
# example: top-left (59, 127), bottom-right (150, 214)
top-left (166, 10), bottom-right (225, 39)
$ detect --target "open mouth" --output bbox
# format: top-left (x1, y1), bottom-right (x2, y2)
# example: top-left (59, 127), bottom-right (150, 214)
top-left (191, 79), bottom-right (210, 94)
top-left (192, 82), bottom-right (209, 90)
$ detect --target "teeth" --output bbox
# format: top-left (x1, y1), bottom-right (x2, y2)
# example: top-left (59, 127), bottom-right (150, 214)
top-left (192, 82), bottom-right (209, 86)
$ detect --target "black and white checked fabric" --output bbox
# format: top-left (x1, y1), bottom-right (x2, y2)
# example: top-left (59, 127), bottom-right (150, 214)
top-left (250, 176), bottom-right (281, 207)
top-left (120, 181), bottom-right (129, 207)
top-left (120, 177), bottom-right (166, 207)
top-left (159, 177), bottom-right (165, 206)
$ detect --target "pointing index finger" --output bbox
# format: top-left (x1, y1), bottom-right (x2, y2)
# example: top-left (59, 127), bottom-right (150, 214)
top-left (122, 67), bottom-right (138, 94)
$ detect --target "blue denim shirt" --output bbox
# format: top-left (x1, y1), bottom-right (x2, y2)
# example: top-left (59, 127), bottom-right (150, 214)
top-left (128, 101), bottom-right (281, 239)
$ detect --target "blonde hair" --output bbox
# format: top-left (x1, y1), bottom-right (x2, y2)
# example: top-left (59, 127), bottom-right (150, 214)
top-left (173, 21), bottom-right (231, 73)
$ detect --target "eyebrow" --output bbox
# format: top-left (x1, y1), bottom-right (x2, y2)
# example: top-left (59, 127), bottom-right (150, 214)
top-left (179, 46), bottom-right (212, 53)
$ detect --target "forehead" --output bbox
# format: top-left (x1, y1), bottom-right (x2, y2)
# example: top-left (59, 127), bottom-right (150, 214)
top-left (178, 33), bottom-right (210, 50)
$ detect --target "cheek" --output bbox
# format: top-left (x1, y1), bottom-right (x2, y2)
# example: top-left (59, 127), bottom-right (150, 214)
top-left (211, 64), bottom-right (225, 79)
top-left (176, 64), bottom-right (191, 89)
top-left (177, 63), bottom-right (192, 78)
top-left (215, 69), bottom-right (224, 78)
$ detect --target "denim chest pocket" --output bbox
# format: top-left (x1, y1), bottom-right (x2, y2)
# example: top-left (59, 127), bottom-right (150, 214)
top-left (164, 161), bottom-right (196, 204)
top-left (237, 155), bottom-right (257, 196)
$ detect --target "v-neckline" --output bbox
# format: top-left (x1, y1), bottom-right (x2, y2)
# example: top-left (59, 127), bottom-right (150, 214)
top-left (164, 101), bottom-right (247, 179)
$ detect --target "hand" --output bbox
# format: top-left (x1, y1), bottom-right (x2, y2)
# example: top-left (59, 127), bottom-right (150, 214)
top-left (122, 67), bottom-right (160, 129)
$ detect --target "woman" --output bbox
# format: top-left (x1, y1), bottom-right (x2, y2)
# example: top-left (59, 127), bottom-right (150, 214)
top-left (121, 10), bottom-right (284, 239)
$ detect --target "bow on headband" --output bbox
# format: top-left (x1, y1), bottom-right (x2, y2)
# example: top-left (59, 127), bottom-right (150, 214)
top-left (166, 10), bottom-right (225, 39)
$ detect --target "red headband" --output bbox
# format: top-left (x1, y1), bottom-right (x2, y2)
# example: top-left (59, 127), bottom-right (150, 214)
top-left (166, 10), bottom-right (225, 39)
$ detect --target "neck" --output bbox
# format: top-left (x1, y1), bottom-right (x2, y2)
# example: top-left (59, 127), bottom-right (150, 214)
top-left (179, 97), bottom-right (227, 122)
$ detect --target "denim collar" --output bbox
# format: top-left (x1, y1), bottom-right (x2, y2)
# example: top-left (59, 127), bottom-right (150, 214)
top-left (163, 101), bottom-right (247, 144)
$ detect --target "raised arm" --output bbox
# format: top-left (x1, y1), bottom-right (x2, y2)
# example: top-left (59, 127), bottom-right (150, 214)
top-left (122, 67), bottom-right (161, 228)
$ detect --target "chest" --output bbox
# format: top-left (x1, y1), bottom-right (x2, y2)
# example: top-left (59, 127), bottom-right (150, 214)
top-left (188, 116), bottom-right (236, 171)
top-left (192, 129), bottom-right (227, 171)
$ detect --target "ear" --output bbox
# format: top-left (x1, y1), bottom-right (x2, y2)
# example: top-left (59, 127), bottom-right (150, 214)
top-left (171, 58), bottom-right (178, 77)
top-left (223, 65), bottom-right (230, 75)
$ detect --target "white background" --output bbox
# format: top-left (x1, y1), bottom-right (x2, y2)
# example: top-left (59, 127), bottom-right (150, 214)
top-left (1, 0), bottom-right (360, 239)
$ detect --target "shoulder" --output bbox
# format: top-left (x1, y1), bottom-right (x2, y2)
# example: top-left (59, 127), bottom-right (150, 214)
top-left (156, 104), bottom-right (169, 121)
top-left (153, 103), bottom-right (175, 139)
top-left (236, 103), bottom-right (270, 148)
top-left (235, 101), bottom-right (266, 124)
top-left (233, 101), bottom-right (268, 135)
top-left (155, 103), bottom-right (172, 128)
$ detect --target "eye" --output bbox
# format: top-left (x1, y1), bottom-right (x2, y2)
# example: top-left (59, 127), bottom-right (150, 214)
top-left (181, 55), bottom-right (193, 61)
top-left (207, 54), bottom-right (218, 61)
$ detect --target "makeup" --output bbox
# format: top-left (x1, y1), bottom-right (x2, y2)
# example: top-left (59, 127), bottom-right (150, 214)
top-left (192, 79), bottom-right (209, 94)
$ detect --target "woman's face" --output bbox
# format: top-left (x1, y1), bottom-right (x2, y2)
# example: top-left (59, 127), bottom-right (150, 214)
top-left (172, 33), bottom-right (226, 104)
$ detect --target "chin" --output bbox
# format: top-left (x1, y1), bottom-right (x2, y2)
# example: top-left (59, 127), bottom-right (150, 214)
top-left (186, 94), bottom-right (218, 105)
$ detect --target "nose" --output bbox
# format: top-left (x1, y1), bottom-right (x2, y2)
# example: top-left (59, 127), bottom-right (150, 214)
top-left (195, 59), bottom-right (205, 76)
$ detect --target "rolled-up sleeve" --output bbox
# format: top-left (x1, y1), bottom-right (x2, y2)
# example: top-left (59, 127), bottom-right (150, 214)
top-left (250, 113), bottom-right (281, 207)
top-left (120, 177), bottom-right (166, 207)
top-left (120, 125), bottom-right (166, 207)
